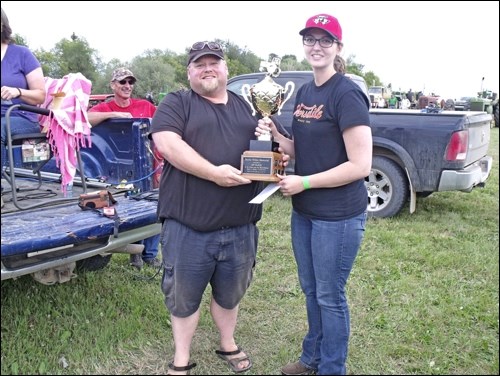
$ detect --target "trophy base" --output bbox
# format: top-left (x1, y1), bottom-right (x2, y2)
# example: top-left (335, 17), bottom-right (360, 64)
top-left (250, 139), bottom-right (279, 152)
top-left (241, 151), bottom-right (284, 182)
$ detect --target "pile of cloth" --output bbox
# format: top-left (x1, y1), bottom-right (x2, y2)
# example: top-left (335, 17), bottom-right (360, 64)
top-left (38, 73), bottom-right (92, 193)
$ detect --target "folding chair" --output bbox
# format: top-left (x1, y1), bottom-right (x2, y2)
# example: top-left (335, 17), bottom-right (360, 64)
top-left (2, 103), bottom-right (87, 210)
top-left (3, 73), bottom-right (94, 210)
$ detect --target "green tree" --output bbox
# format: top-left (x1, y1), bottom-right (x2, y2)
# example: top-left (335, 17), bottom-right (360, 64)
top-left (34, 48), bottom-right (59, 78)
top-left (49, 34), bottom-right (99, 81)
top-left (23, 33), bottom-right (384, 101)
top-left (280, 54), bottom-right (311, 71)
top-left (12, 33), bottom-right (27, 46)
top-left (89, 58), bottom-right (126, 95)
top-left (11, 34), bottom-right (59, 79)
top-left (364, 71), bottom-right (383, 87)
top-left (218, 39), bottom-right (261, 77)
top-left (345, 55), bottom-right (365, 77)
top-left (130, 49), bottom-right (184, 102)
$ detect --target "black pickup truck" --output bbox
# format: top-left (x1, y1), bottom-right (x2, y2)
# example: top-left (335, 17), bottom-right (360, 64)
top-left (227, 71), bottom-right (493, 218)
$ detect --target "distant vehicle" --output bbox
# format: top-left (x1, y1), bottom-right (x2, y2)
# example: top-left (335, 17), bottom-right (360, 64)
top-left (88, 94), bottom-right (114, 109)
top-left (468, 90), bottom-right (499, 128)
top-left (418, 94), bottom-right (445, 110)
top-left (392, 91), bottom-right (411, 109)
top-left (368, 86), bottom-right (392, 108)
top-left (454, 96), bottom-right (473, 111)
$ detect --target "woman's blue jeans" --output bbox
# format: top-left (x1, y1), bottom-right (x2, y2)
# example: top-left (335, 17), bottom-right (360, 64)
top-left (291, 209), bottom-right (367, 375)
top-left (139, 234), bottom-right (160, 262)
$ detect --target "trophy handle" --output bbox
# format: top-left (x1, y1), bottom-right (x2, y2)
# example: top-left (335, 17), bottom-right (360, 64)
top-left (241, 84), bottom-right (256, 116)
top-left (277, 81), bottom-right (295, 116)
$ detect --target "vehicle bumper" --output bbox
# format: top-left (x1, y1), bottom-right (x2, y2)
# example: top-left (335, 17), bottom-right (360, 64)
top-left (438, 156), bottom-right (493, 192)
top-left (1, 223), bottom-right (161, 281)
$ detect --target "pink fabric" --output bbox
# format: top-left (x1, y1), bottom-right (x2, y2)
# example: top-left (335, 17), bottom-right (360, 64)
top-left (38, 73), bottom-right (92, 193)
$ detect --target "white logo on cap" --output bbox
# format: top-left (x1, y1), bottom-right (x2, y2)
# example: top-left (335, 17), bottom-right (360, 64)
top-left (314, 16), bottom-right (330, 25)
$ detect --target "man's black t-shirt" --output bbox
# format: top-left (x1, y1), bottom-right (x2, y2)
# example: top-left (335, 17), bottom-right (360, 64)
top-left (150, 90), bottom-right (263, 232)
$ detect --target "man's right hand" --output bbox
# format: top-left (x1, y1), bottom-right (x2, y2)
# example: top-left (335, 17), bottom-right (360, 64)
top-left (113, 112), bottom-right (133, 119)
top-left (213, 164), bottom-right (252, 187)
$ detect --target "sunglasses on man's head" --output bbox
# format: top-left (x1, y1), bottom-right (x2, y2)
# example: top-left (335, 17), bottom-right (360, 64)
top-left (191, 41), bottom-right (222, 51)
top-left (118, 79), bottom-right (135, 85)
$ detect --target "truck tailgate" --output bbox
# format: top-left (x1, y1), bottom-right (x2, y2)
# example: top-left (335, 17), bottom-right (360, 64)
top-left (1, 193), bottom-right (159, 257)
top-left (464, 111), bottom-right (492, 165)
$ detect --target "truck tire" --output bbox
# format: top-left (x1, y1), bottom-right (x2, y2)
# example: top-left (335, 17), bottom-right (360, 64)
top-left (494, 104), bottom-right (499, 128)
top-left (76, 254), bottom-right (112, 272)
top-left (365, 156), bottom-right (409, 218)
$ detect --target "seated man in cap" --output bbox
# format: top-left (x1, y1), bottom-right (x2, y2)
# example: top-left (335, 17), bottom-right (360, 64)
top-left (88, 68), bottom-right (156, 124)
top-left (89, 67), bottom-right (161, 270)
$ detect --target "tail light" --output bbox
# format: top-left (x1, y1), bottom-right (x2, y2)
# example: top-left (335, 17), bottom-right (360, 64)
top-left (445, 130), bottom-right (468, 161)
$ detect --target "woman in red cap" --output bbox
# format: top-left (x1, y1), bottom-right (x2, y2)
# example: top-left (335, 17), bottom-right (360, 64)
top-left (257, 13), bottom-right (372, 375)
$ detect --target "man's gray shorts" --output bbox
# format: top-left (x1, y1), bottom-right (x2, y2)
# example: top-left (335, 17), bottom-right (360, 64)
top-left (160, 219), bottom-right (258, 318)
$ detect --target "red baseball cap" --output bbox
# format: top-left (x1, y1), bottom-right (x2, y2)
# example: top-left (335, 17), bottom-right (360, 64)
top-left (299, 14), bottom-right (342, 42)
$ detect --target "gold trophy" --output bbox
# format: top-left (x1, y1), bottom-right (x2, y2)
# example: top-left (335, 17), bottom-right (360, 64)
top-left (240, 56), bottom-right (295, 182)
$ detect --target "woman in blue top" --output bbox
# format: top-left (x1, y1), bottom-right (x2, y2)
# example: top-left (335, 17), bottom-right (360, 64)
top-left (1, 7), bottom-right (46, 174)
top-left (256, 13), bottom-right (372, 375)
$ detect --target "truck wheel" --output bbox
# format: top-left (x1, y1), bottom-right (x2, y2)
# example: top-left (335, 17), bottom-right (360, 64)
top-left (76, 254), bottom-right (112, 272)
top-left (494, 105), bottom-right (499, 128)
top-left (365, 156), bottom-right (409, 218)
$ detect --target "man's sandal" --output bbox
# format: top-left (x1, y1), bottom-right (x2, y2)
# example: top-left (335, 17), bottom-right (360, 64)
top-left (215, 346), bottom-right (253, 373)
top-left (167, 361), bottom-right (197, 375)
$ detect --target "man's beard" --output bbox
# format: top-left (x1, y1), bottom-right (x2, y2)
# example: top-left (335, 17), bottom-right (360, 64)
top-left (198, 79), bottom-right (219, 96)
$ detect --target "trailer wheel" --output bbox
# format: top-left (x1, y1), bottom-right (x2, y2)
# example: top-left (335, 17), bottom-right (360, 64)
top-left (76, 254), bottom-right (112, 272)
top-left (365, 156), bottom-right (409, 218)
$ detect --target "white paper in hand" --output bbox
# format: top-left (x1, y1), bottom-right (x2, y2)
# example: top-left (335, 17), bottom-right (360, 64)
top-left (249, 183), bottom-right (280, 204)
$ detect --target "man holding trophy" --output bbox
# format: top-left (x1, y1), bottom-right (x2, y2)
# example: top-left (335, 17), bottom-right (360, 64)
top-left (256, 13), bottom-right (372, 376)
top-left (151, 41), bottom-right (290, 374)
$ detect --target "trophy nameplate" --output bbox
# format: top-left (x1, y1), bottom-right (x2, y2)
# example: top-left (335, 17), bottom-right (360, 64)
top-left (240, 56), bottom-right (295, 182)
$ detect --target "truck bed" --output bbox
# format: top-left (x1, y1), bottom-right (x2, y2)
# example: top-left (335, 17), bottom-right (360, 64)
top-left (1, 176), bottom-right (160, 280)
top-left (1, 117), bottom-right (162, 282)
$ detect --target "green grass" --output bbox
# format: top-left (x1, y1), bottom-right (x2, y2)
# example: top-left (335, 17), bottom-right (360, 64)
top-left (1, 129), bottom-right (498, 375)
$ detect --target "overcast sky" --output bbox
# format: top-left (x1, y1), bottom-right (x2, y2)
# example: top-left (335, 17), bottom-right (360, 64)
top-left (3, 1), bottom-right (499, 99)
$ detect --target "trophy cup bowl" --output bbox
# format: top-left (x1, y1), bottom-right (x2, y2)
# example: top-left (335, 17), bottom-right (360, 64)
top-left (240, 70), bottom-right (295, 182)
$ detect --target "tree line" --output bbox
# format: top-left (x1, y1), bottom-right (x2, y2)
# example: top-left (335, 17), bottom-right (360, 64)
top-left (13, 33), bottom-right (384, 104)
